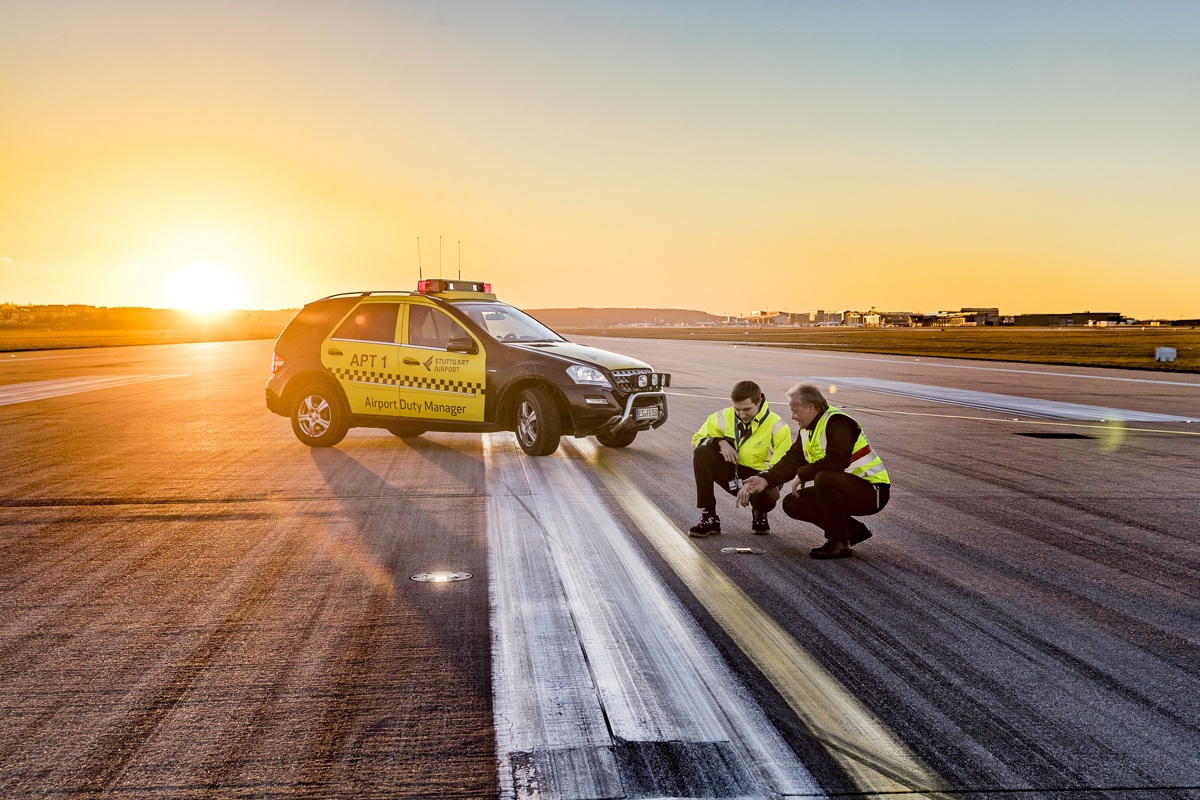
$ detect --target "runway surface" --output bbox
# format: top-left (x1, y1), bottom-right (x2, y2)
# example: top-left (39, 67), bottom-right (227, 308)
top-left (1, 337), bottom-right (1198, 799)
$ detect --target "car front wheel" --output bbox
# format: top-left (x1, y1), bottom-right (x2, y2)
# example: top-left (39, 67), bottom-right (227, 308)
top-left (291, 384), bottom-right (349, 447)
top-left (515, 387), bottom-right (561, 456)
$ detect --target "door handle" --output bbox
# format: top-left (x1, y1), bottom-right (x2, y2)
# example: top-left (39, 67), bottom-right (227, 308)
top-left (327, 348), bottom-right (343, 356)
top-left (403, 357), bottom-right (420, 366)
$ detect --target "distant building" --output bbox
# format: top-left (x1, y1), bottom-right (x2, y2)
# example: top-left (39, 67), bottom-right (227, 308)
top-left (748, 310), bottom-right (789, 325)
top-left (1012, 311), bottom-right (1122, 327)
top-left (931, 308), bottom-right (1001, 327)
top-left (791, 310), bottom-right (844, 325)
top-left (877, 311), bottom-right (918, 327)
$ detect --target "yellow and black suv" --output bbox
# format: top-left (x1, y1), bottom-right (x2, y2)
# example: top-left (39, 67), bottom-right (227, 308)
top-left (266, 279), bottom-right (670, 456)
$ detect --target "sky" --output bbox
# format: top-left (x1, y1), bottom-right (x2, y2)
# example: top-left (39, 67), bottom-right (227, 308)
top-left (1, 0), bottom-right (1198, 319)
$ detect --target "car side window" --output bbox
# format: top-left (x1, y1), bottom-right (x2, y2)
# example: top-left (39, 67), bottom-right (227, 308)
top-left (409, 305), bottom-right (467, 349)
top-left (332, 303), bottom-right (400, 343)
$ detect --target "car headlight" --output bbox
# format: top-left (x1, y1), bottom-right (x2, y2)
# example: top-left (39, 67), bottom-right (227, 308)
top-left (566, 365), bottom-right (611, 387)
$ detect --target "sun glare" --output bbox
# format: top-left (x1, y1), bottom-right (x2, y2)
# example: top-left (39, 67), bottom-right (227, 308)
top-left (162, 262), bottom-right (250, 312)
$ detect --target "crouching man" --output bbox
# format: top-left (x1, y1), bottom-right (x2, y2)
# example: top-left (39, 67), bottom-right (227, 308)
top-left (689, 380), bottom-right (792, 537)
top-left (737, 382), bottom-right (890, 559)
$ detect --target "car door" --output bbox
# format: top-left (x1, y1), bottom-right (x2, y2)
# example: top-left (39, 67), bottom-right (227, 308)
top-left (321, 300), bottom-right (401, 416)
top-left (397, 302), bottom-right (486, 423)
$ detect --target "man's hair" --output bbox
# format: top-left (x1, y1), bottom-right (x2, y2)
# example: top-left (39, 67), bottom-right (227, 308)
top-left (730, 380), bottom-right (762, 404)
top-left (786, 382), bottom-right (829, 415)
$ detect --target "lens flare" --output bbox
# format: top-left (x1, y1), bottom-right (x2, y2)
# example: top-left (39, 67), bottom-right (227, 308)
top-left (162, 261), bottom-right (250, 312)
top-left (1099, 419), bottom-right (1126, 453)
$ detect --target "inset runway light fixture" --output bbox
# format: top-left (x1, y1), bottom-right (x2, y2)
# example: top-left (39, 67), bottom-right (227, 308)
top-left (410, 571), bottom-right (473, 583)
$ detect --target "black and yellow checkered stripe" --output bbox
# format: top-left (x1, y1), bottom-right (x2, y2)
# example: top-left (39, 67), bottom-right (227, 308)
top-left (332, 367), bottom-right (484, 395)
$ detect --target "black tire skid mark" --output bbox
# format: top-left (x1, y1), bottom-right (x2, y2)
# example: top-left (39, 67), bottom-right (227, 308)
top-left (0, 520), bottom-right (196, 684)
top-left (292, 591), bottom-right (389, 795)
top-left (202, 592), bottom-right (334, 791)
top-left (66, 531), bottom-right (307, 795)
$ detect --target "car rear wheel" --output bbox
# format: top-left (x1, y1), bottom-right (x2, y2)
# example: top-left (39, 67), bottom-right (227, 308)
top-left (595, 429), bottom-right (637, 448)
top-left (291, 384), bottom-right (348, 447)
top-left (515, 387), bottom-right (561, 456)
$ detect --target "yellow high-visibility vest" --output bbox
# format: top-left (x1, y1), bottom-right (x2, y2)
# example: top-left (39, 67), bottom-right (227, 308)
top-left (692, 402), bottom-right (792, 471)
top-left (801, 407), bottom-right (890, 484)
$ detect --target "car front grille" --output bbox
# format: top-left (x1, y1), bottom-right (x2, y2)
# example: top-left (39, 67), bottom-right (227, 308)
top-left (611, 368), bottom-right (652, 395)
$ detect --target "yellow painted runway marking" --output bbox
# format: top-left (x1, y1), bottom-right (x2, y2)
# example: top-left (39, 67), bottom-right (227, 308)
top-left (573, 438), bottom-right (952, 798)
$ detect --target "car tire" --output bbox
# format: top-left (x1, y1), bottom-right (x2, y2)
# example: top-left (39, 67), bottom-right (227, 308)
top-left (595, 429), bottom-right (637, 448)
top-left (515, 387), bottom-right (561, 456)
top-left (388, 424), bottom-right (426, 439)
top-left (291, 384), bottom-right (349, 447)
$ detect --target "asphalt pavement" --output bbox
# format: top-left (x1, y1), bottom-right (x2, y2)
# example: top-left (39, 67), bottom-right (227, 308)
top-left (1, 337), bottom-right (1198, 799)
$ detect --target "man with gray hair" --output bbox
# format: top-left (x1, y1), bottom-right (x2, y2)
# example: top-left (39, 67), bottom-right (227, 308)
top-left (737, 382), bottom-right (890, 558)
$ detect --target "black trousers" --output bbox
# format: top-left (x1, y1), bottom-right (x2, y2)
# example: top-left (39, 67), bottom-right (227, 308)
top-left (781, 471), bottom-right (890, 541)
top-left (693, 444), bottom-right (779, 513)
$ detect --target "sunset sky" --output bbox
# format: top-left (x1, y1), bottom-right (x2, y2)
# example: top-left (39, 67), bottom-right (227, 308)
top-left (2, 1), bottom-right (1198, 319)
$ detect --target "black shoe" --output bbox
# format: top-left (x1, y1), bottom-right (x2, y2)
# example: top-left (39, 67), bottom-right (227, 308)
top-left (751, 510), bottom-right (770, 535)
top-left (849, 520), bottom-right (872, 546)
top-left (810, 539), bottom-right (853, 559)
top-left (689, 512), bottom-right (721, 537)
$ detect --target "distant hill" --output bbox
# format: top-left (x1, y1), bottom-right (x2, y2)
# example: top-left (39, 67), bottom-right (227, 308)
top-left (527, 308), bottom-right (720, 327)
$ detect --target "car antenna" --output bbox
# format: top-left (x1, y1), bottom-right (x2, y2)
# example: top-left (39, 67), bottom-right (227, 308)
top-left (439, 236), bottom-right (442, 277)
top-left (458, 240), bottom-right (462, 279)
top-left (417, 237), bottom-right (423, 280)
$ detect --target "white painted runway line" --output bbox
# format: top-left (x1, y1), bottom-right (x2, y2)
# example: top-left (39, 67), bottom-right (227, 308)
top-left (808, 377), bottom-right (1199, 423)
top-left (485, 433), bottom-right (821, 800)
top-left (0, 375), bottom-right (190, 406)
top-left (0, 353), bottom-right (89, 364)
top-left (576, 439), bottom-right (949, 799)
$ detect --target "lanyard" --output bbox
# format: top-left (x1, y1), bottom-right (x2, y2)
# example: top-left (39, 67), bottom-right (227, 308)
top-left (733, 403), bottom-right (769, 451)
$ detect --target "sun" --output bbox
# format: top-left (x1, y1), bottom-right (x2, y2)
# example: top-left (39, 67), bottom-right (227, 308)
top-left (162, 261), bottom-right (250, 312)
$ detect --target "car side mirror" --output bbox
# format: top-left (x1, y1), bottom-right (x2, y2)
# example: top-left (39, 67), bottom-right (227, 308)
top-left (447, 333), bottom-right (478, 355)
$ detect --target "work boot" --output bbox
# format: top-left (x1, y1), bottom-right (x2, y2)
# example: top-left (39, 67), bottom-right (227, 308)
top-left (688, 511), bottom-right (721, 537)
top-left (751, 509), bottom-right (770, 535)
top-left (810, 539), bottom-right (853, 559)
top-left (848, 519), bottom-right (873, 546)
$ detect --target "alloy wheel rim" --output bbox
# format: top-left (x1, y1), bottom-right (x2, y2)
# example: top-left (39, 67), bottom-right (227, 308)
top-left (517, 400), bottom-right (538, 447)
top-left (300, 395), bottom-right (331, 437)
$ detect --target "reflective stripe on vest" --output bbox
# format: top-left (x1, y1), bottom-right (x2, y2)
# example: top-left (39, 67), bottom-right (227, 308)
top-left (800, 407), bottom-right (890, 484)
top-left (766, 417), bottom-right (788, 463)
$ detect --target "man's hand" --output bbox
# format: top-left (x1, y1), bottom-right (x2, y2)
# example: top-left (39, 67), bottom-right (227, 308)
top-left (718, 439), bottom-right (738, 463)
top-left (737, 476), bottom-right (768, 507)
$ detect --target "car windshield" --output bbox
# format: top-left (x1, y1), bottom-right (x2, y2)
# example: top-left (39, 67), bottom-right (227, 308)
top-left (453, 302), bottom-right (564, 343)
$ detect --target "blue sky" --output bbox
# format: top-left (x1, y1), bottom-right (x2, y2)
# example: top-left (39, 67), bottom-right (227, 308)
top-left (1, 1), bottom-right (1197, 317)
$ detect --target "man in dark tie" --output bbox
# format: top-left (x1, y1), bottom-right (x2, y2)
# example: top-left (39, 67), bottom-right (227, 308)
top-left (689, 381), bottom-right (793, 537)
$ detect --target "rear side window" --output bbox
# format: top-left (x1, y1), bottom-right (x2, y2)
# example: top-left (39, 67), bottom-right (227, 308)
top-left (278, 297), bottom-right (359, 345)
top-left (409, 305), bottom-right (467, 349)
top-left (332, 303), bottom-right (400, 343)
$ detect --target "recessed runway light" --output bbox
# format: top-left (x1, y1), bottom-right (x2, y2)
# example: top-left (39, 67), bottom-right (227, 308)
top-left (410, 571), bottom-right (472, 583)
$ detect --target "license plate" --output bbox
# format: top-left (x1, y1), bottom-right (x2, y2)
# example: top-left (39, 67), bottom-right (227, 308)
top-left (635, 407), bottom-right (659, 421)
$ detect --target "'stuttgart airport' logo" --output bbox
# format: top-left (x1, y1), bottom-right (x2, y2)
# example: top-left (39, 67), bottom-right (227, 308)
top-left (423, 355), bottom-right (469, 374)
